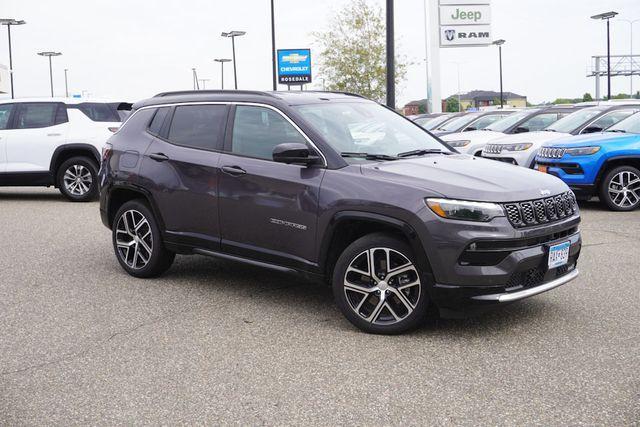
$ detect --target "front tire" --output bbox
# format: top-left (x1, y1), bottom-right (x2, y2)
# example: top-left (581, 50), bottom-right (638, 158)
top-left (112, 200), bottom-right (175, 278)
top-left (599, 166), bottom-right (640, 211)
top-left (57, 156), bottom-right (98, 202)
top-left (332, 233), bottom-right (429, 334)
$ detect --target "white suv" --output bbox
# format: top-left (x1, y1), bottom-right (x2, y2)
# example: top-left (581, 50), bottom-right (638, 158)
top-left (0, 98), bottom-right (131, 201)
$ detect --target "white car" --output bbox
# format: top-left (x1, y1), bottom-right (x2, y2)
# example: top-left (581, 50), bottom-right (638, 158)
top-left (441, 106), bottom-right (581, 156)
top-left (481, 105), bottom-right (640, 167)
top-left (0, 98), bottom-right (131, 201)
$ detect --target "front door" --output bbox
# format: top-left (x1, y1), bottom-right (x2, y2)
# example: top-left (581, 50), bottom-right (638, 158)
top-left (218, 104), bottom-right (325, 269)
top-left (0, 103), bottom-right (14, 173)
top-left (5, 102), bottom-right (69, 172)
top-left (139, 104), bottom-right (228, 249)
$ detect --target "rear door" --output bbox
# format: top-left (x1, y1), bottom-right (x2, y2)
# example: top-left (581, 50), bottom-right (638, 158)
top-left (0, 103), bottom-right (15, 173)
top-left (139, 103), bottom-right (228, 249)
top-left (217, 104), bottom-right (325, 268)
top-left (5, 102), bottom-right (69, 172)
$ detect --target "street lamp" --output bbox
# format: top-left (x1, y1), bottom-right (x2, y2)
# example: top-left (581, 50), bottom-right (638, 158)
top-left (616, 18), bottom-right (640, 97)
top-left (64, 68), bottom-right (69, 97)
top-left (386, 0), bottom-right (395, 109)
top-left (221, 30), bottom-right (246, 90)
top-left (270, 0), bottom-right (277, 90)
top-left (37, 51), bottom-right (62, 97)
top-left (492, 39), bottom-right (506, 108)
top-left (214, 58), bottom-right (231, 89)
top-left (591, 11), bottom-right (618, 100)
top-left (0, 18), bottom-right (26, 99)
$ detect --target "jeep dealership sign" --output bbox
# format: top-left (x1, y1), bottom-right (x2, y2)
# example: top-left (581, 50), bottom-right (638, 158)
top-left (439, 0), bottom-right (492, 47)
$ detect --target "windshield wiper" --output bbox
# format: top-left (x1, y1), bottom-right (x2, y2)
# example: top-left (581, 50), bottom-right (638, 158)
top-left (341, 152), bottom-right (398, 161)
top-left (606, 129), bottom-right (626, 133)
top-left (543, 129), bottom-right (557, 132)
top-left (397, 149), bottom-right (453, 158)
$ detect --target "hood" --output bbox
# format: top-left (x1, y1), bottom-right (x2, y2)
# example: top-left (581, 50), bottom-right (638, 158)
top-left (360, 154), bottom-right (568, 203)
top-left (543, 132), bottom-right (640, 148)
top-left (441, 129), bottom-right (505, 144)
top-left (490, 131), bottom-right (572, 145)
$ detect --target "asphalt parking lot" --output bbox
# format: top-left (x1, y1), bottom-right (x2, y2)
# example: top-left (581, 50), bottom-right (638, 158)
top-left (0, 187), bottom-right (638, 425)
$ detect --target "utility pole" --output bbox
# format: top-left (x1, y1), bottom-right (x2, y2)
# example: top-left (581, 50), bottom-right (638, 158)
top-left (591, 11), bottom-right (618, 100)
top-left (271, 0), bottom-right (277, 90)
top-left (385, 0), bottom-right (395, 109)
top-left (37, 51), bottom-right (62, 97)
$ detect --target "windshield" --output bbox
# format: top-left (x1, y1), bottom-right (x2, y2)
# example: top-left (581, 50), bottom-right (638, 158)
top-left (545, 108), bottom-right (605, 133)
top-left (295, 102), bottom-right (451, 157)
top-left (416, 114), bottom-right (452, 130)
top-left (486, 110), bottom-right (538, 132)
top-left (606, 111), bottom-right (640, 134)
top-left (471, 114), bottom-right (509, 130)
top-left (437, 113), bottom-right (479, 131)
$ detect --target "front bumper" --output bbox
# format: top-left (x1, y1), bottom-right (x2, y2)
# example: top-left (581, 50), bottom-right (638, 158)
top-left (482, 149), bottom-right (536, 167)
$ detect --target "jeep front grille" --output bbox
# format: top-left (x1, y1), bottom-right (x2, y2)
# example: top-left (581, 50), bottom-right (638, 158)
top-left (503, 191), bottom-right (577, 228)
top-left (538, 147), bottom-right (566, 159)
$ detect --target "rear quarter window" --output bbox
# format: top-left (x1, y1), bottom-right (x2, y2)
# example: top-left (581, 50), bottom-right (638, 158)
top-left (74, 103), bottom-right (122, 122)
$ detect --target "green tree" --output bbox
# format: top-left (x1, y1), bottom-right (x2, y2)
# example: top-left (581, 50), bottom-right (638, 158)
top-left (582, 93), bottom-right (593, 102)
top-left (313, 0), bottom-right (408, 103)
top-left (445, 97), bottom-right (460, 112)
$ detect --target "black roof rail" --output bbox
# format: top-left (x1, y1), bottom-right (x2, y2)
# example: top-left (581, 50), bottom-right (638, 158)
top-left (305, 90), bottom-right (366, 99)
top-left (153, 90), bottom-right (276, 98)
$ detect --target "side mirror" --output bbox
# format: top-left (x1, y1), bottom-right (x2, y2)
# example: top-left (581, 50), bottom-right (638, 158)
top-left (272, 143), bottom-right (320, 166)
top-left (463, 127), bottom-right (476, 132)
top-left (582, 126), bottom-right (603, 134)
top-left (514, 126), bottom-right (529, 134)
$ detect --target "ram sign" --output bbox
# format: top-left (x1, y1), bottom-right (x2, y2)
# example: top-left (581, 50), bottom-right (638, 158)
top-left (439, 0), bottom-right (492, 47)
top-left (277, 49), bottom-right (312, 85)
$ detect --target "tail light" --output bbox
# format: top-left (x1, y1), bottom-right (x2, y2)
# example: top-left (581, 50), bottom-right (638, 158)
top-left (102, 143), bottom-right (113, 162)
top-left (108, 126), bottom-right (119, 133)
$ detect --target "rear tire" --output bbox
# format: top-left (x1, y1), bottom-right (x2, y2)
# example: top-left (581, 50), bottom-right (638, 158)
top-left (112, 200), bottom-right (175, 278)
top-left (599, 166), bottom-right (640, 211)
top-left (332, 233), bottom-right (429, 335)
top-left (57, 156), bottom-right (99, 202)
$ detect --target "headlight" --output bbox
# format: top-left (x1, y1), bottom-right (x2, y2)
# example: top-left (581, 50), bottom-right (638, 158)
top-left (502, 143), bottom-right (533, 152)
top-left (447, 140), bottom-right (470, 147)
top-left (426, 198), bottom-right (505, 222)
top-left (566, 146), bottom-right (600, 156)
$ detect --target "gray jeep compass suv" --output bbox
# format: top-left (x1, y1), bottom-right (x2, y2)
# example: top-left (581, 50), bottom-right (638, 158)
top-left (100, 91), bottom-right (581, 334)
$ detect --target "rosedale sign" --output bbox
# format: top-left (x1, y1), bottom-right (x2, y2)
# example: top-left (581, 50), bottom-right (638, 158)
top-left (439, 0), bottom-right (493, 48)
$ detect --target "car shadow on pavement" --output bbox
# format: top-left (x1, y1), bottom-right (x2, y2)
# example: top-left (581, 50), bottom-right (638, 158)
top-left (0, 190), bottom-right (68, 202)
top-left (149, 254), bottom-right (562, 337)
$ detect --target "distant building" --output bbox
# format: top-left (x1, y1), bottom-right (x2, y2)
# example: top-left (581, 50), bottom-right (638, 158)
top-left (0, 64), bottom-right (8, 94)
top-left (402, 98), bottom-right (429, 116)
top-left (443, 90), bottom-right (527, 110)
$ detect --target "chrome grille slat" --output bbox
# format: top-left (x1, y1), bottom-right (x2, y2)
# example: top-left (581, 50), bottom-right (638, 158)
top-left (503, 191), bottom-right (577, 228)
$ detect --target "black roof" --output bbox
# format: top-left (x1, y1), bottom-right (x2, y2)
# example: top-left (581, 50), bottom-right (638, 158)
top-left (132, 90), bottom-right (367, 110)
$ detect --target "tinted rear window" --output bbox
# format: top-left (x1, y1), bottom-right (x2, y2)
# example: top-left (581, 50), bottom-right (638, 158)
top-left (166, 105), bottom-right (227, 150)
top-left (15, 103), bottom-right (68, 129)
top-left (148, 107), bottom-right (170, 136)
top-left (76, 103), bottom-right (121, 122)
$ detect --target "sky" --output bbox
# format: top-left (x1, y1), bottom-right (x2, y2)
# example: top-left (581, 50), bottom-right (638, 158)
top-left (1, 0), bottom-right (639, 106)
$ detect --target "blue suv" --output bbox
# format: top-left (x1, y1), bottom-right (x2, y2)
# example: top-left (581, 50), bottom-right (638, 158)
top-left (535, 111), bottom-right (640, 211)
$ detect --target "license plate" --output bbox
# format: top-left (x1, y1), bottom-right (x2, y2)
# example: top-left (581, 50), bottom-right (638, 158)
top-left (538, 165), bottom-right (548, 174)
top-left (548, 241), bottom-right (570, 269)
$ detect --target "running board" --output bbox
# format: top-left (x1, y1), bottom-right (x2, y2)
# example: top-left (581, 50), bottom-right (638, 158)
top-left (193, 248), bottom-right (297, 274)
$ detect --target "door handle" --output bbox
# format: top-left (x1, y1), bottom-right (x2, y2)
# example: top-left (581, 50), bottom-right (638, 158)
top-left (149, 152), bottom-right (170, 162)
top-left (221, 165), bottom-right (246, 176)
top-left (47, 133), bottom-right (62, 137)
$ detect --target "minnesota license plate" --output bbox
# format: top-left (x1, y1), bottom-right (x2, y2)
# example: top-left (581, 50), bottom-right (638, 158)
top-left (548, 241), bottom-right (570, 269)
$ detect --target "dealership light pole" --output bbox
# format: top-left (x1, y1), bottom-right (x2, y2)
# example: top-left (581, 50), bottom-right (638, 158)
top-left (221, 31), bottom-right (246, 90)
top-left (385, 0), bottom-right (395, 109)
top-left (492, 39), bottom-right (505, 108)
top-left (214, 58), bottom-right (231, 89)
top-left (37, 51), bottom-right (62, 97)
top-left (64, 68), bottom-right (69, 97)
top-left (270, 0), bottom-right (277, 90)
top-left (617, 18), bottom-right (640, 97)
top-left (591, 11), bottom-right (618, 100)
top-left (0, 18), bottom-right (26, 99)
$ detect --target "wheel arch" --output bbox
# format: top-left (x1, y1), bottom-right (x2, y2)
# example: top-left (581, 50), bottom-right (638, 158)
top-left (595, 155), bottom-right (640, 186)
top-left (50, 144), bottom-right (101, 179)
top-left (106, 184), bottom-right (166, 232)
top-left (319, 211), bottom-right (434, 281)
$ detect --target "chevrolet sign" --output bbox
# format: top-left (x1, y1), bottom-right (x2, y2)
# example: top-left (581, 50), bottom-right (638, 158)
top-left (277, 49), bottom-right (312, 85)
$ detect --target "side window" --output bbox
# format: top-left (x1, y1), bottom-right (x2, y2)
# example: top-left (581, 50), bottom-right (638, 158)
top-left (518, 113), bottom-right (558, 132)
top-left (147, 107), bottom-right (169, 136)
top-left (166, 104), bottom-right (227, 150)
top-left (76, 103), bottom-right (120, 122)
top-left (587, 110), bottom-right (637, 132)
top-left (0, 104), bottom-right (14, 130)
top-left (15, 103), bottom-right (62, 129)
top-left (231, 105), bottom-right (307, 160)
